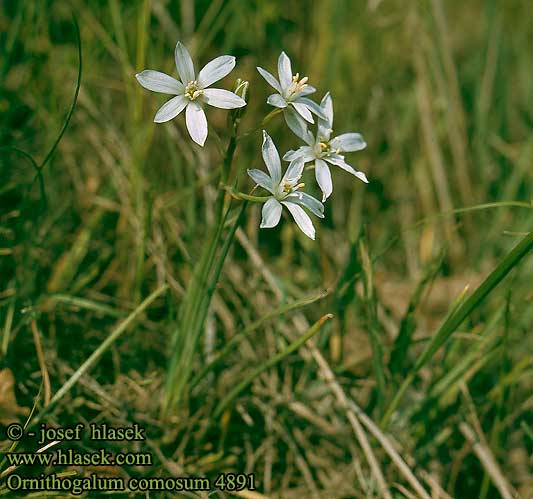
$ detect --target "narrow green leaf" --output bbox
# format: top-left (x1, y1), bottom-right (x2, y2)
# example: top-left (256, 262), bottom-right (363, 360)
top-left (30, 285), bottom-right (168, 425)
top-left (382, 232), bottom-right (533, 428)
top-left (358, 233), bottom-right (386, 403)
top-left (390, 253), bottom-right (443, 374)
top-left (190, 290), bottom-right (329, 389)
top-left (214, 314), bottom-right (333, 418)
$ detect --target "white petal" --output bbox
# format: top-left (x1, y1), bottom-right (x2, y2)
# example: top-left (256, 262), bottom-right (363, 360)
top-left (135, 70), bottom-right (184, 94)
top-left (282, 201), bottom-right (316, 240)
top-left (297, 85), bottom-right (316, 97)
top-left (261, 131), bottom-right (282, 184)
top-left (354, 170), bottom-right (369, 183)
top-left (294, 97), bottom-right (328, 120)
top-left (315, 159), bottom-right (333, 201)
top-left (247, 169), bottom-right (275, 193)
top-left (318, 121), bottom-right (333, 141)
top-left (203, 88), bottom-right (246, 109)
top-left (330, 133), bottom-right (367, 152)
top-left (197, 55), bottom-right (235, 88)
top-left (185, 102), bottom-right (208, 146)
top-left (285, 192), bottom-right (324, 218)
top-left (284, 107), bottom-right (309, 142)
top-left (175, 41), bottom-right (195, 83)
top-left (283, 157), bottom-right (304, 182)
top-left (257, 67), bottom-right (282, 93)
top-left (320, 92), bottom-right (334, 126)
top-left (283, 149), bottom-right (300, 161)
top-left (323, 153), bottom-right (345, 166)
top-left (325, 156), bottom-right (369, 183)
top-left (277, 51), bottom-right (293, 92)
top-left (292, 102), bottom-right (314, 124)
top-left (283, 146), bottom-right (315, 162)
top-left (302, 130), bottom-right (316, 146)
top-left (154, 95), bottom-right (189, 123)
top-left (260, 198), bottom-right (282, 228)
top-left (267, 93), bottom-right (287, 108)
top-left (301, 145), bottom-right (317, 161)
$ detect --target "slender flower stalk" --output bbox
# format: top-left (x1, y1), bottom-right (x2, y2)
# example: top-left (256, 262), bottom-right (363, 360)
top-left (257, 52), bottom-right (326, 139)
top-left (284, 92), bottom-right (368, 201)
top-left (248, 131), bottom-right (324, 240)
top-left (136, 41), bottom-right (246, 146)
top-left (238, 107), bottom-right (284, 139)
top-left (164, 116), bottom-right (243, 413)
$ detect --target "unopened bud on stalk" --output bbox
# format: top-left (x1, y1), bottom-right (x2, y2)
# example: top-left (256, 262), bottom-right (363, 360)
top-left (229, 78), bottom-right (250, 128)
top-left (234, 79), bottom-right (249, 102)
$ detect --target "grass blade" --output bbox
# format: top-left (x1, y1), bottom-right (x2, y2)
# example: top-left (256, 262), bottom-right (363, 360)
top-left (39, 14), bottom-right (82, 171)
top-left (190, 290), bottom-right (328, 390)
top-left (382, 232), bottom-right (533, 428)
top-left (358, 233), bottom-right (386, 407)
top-left (214, 314), bottom-right (333, 418)
top-left (30, 285), bottom-right (168, 424)
top-left (389, 253), bottom-right (443, 374)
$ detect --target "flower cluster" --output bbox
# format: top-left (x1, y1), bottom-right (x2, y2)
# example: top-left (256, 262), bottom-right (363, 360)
top-left (136, 43), bottom-right (368, 240)
top-left (251, 52), bottom-right (368, 239)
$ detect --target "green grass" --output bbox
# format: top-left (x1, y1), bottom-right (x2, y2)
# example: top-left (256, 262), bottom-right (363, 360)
top-left (1, 1), bottom-right (532, 498)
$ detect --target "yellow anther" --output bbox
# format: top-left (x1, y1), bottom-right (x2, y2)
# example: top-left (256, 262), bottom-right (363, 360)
top-left (185, 80), bottom-right (202, 100)
top-left (286, 73), bottom-right (310, 98)
top-left (282, 181), bottom-right (292, 193)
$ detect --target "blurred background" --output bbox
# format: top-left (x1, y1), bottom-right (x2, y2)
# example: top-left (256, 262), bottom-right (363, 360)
top-left (1, 1), bottom-right (532, 498)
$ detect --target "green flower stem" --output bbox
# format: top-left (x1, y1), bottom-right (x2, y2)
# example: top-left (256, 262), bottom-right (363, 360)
top-left (223, 186), bottom-right (269, 202)
top-left (164, 211), bottom-right (231, 412)
top-left (168, 200), bottom-right (245, 412)
top-left (237, 108), bottom-right (283, 139)
top-left (193, 201), bottom-right (248, 359)
top-left (163, 167), bottom-right (232, 413)
top-left (164, 121), bottom-right (247, 413)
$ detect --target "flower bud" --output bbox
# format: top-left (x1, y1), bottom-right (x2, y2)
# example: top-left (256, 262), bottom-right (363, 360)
top-left (229, 78), bottom-right (249, 128)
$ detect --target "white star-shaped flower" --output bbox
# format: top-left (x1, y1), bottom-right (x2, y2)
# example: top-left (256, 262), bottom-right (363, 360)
top-left (247, 131), bottom-right (325, 240)
top-left (284, 92), bottom-right (368, 201)
top-left (136, 41), bottom-right (246, 146)
top-left (257, 52), bottom-right (326, 140)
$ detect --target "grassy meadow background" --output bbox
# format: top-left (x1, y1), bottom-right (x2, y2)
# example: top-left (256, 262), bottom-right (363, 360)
top-left (1, 0), bottom-right (532, 497)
